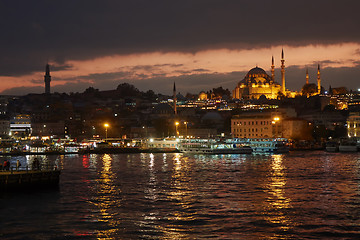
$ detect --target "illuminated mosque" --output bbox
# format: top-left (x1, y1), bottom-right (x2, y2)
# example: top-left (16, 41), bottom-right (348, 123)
top-left (232, 49), bottom-right (301, 99)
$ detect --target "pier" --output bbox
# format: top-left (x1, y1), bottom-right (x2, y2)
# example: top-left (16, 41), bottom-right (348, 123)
top-left (0, 169), bottom-right (61, 192)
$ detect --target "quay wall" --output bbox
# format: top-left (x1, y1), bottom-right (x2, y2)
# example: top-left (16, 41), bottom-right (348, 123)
top-left (0, 170), bottom-right (60, 191)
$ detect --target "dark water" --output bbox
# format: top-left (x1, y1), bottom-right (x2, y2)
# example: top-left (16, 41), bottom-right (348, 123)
top-left (1, 152), bottom-right (360, 239)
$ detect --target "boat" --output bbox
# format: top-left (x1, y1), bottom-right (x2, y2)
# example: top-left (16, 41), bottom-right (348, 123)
top-left (325, 141), bottom-right (339, 152)
top-left (339, 138), bottom-right (358, 152)
top-left (177, 138), bottom-right (253, 154)
top-left (233, 138), bottom-right (290, 153)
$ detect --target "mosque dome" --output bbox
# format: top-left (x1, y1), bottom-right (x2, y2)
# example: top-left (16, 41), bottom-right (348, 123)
top-left (246, 67), bottom-right (268, 77)
top-left (238, 66), bottom-right (272, 86)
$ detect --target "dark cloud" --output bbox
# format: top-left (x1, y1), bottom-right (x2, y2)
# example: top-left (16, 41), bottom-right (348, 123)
top-left (74, 71), bottom-right (133, 81)
top-left (314, 60), bottom-right (343, 66)
top-left (192, 68), bottom-right (210, 73)
top-left (153, 64), bottom-right (184, 68)
top-left (1, 0), bottom-right (360, 77)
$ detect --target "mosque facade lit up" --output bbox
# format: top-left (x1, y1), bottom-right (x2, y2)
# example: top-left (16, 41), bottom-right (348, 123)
top-left (232, 49), bottom-right (320, 99)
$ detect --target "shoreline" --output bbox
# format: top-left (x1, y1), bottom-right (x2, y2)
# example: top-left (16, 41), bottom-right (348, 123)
top-left (0, 148), bottom-right (181, 156)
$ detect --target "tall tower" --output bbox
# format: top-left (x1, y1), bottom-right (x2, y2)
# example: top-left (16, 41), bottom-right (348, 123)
top-left (44, 64), bottom-right (51, 94)
top-left (317, 64), bottom-right (321, 94)
top-left (271, 56), bottom-right (275, 83)
top-left (306, 67), bottom-right (309, 84)
top-left (173, 82), bottom-right (177, 115)
top-left (281, 49), bottom-right (285, 94)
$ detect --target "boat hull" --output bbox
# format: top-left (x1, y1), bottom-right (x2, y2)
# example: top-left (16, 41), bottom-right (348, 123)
top-left (339, 146), bottom-right (358, 152)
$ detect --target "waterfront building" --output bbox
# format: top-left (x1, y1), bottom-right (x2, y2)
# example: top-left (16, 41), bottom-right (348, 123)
top-left (31, 121), bottom-right (66, 137)
top-left (0, 96), bottom-right (9, 116)
top-left (347, 112), bottom-right (360, 137)
top-left (10, 114), bottom-right (32, 139)
top-left (231, 111), bottom-right (284, 138)
top-left (299, 111), bottom-right (346, 131)
top-left (282, 117), bottom-right (312, 140)
top-left (329, 95), bottom-right (348, 110)
top-left (231, 108), bottom-right (302, 139)
top-left (0, 119), bottom-right (10, 137)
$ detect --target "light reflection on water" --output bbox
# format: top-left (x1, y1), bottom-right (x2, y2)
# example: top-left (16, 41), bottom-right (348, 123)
top-left (263, 154), bottom-right (293, 236)
top-left (1, 152), bottom-right (360, 239)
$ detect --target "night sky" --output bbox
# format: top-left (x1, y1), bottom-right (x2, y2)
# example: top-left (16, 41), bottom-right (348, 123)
top-left (1, 0), bottom-right (360, 95)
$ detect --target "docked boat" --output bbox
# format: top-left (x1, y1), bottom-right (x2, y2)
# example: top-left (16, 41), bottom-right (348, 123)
top-left (233, 138), bottom-right (290, 153)
top-left (325, 141), bottom-right (339, 152)
top-left (339, 138), bottom-right (358, 152)
top-left (177, 138), bottom-right (252, 154)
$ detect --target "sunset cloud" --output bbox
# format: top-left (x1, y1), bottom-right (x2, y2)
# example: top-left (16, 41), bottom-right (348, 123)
top-left (1, 43), bottom-right (360, 95)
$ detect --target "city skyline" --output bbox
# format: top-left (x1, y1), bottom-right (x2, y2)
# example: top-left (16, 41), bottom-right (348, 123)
top-left (1, 0), bottom-right (360, 95)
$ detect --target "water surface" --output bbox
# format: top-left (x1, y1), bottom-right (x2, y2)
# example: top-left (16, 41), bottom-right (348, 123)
top-left (1, 151), bottom-right (360, 239)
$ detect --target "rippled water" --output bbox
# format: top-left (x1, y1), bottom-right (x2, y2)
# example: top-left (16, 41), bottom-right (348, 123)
top-left (1, 151), bottom-right (360, 239)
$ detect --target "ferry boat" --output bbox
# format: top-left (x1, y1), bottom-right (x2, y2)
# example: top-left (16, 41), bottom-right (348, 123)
top-left (339, 138), bottom-right (358, 152)
top-left (325, 141), bottom-right (339, 152)
top-left (233, 138), bottom-right (290, 153)
top-left (177, 138), bottom-right (252, 154)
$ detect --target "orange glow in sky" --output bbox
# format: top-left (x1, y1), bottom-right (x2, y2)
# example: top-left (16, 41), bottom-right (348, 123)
top-left (1, 43), bottom-right (359, 94)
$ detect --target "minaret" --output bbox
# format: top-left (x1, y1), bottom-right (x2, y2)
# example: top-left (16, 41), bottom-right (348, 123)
top-left (281, 49), bottom-right (285, 94)
top-left (306, 67), bottom-right (309, 84)
top-left (271, 56), bottom-right (275, 83)
top-left (173, 82), bottom-right (177, 115)
top-left (44, 64), bottom-right (51, 94)
top-left (317, 64), bottom-right (321, 94)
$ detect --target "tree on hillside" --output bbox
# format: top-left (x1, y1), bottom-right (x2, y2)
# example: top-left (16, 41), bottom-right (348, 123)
top-left (116, 83), bottom-right (140, 97)
top-left (212, 87), bottom-right (231, 99)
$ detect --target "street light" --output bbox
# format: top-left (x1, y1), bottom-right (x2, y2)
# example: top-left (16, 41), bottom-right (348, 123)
top-left (272, 117), bottom-right (281, 137)
top-left (104, 123), bottom-right (109, 141)
top-left (175, 121), bottom-right (179, 137)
